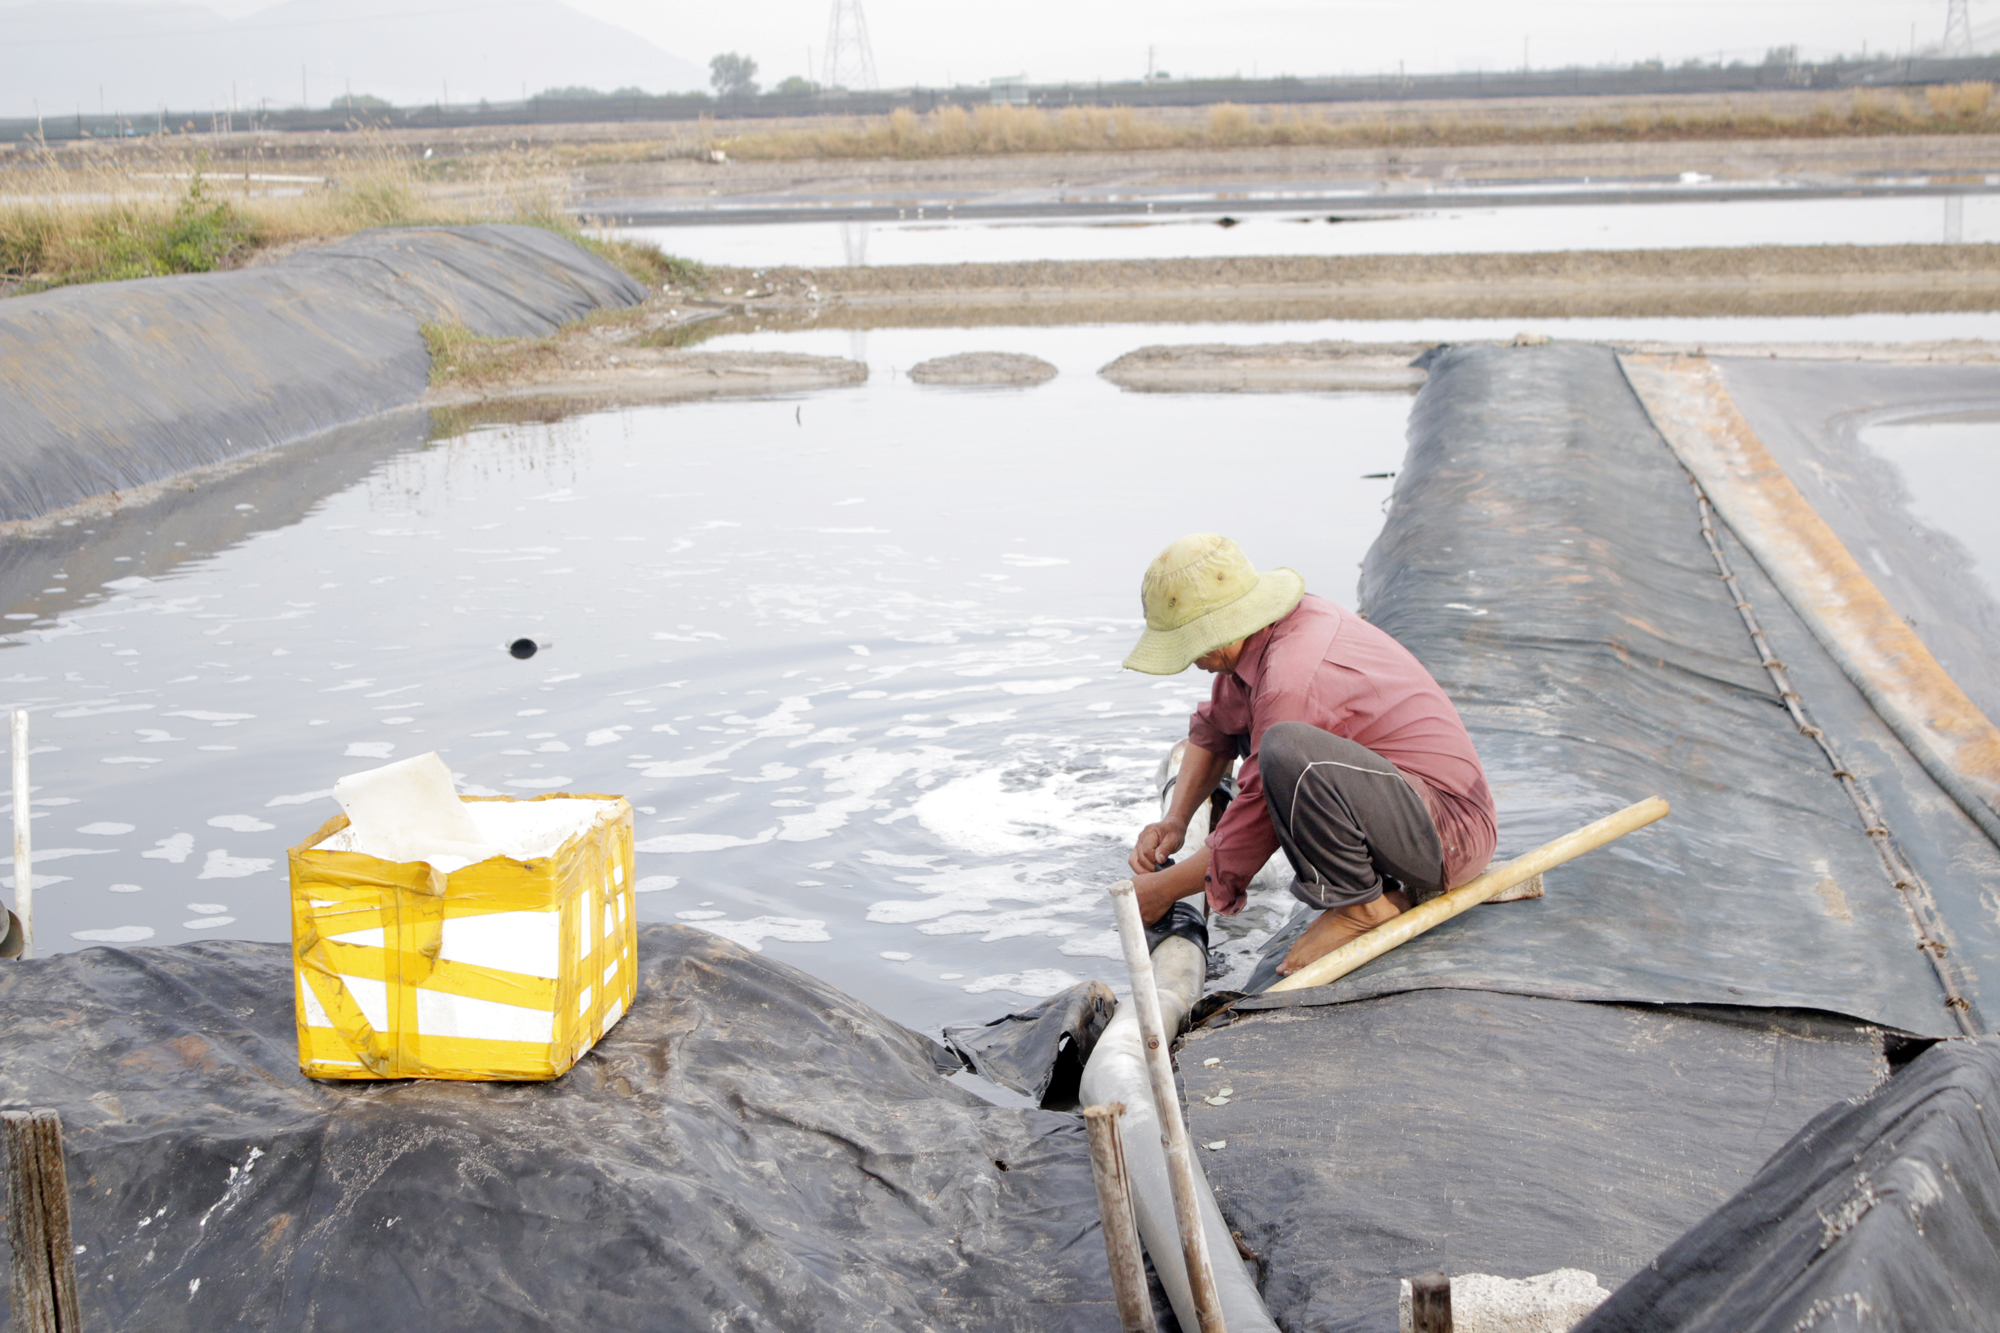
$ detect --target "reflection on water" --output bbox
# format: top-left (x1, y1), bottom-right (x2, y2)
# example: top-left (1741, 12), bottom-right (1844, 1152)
top-left (1859, 413), bottom-right (2000, 603)
top-left (616, 194), bottom-right (2000, 270)
top-left (0, 370), bottom-right (1408, 1031)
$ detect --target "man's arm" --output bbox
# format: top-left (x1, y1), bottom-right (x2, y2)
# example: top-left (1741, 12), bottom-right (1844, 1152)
top-left (1133, 844), bottom-right (1210, 925)
top-left (1128, 741), bottom-right (1231, 874)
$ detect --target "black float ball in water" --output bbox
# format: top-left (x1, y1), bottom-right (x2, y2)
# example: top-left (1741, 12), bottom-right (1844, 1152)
top-left (509, 639), bottom-right (538, 660)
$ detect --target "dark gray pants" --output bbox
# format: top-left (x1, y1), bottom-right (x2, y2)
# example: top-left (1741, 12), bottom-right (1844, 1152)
top-left (1260, 721), bottom-right (1446, 910)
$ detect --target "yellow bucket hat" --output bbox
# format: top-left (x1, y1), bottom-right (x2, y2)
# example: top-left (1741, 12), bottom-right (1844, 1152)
top-left (1122, 533), bottom-right (1305, 675)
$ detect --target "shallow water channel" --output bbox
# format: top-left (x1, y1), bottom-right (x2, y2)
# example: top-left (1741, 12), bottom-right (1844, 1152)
top-left (619, 192), bottom-right (2000, 269)
top-left (0, 345), bottom-right (1410, 1033)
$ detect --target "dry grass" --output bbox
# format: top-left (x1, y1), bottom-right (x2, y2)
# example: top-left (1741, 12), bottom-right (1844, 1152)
top-left (714, 84), bottom-right (2000, 160)
top-left (421, 320), bottom-right (566, 387)
top-left (0, 129), bottom-right (686, 292)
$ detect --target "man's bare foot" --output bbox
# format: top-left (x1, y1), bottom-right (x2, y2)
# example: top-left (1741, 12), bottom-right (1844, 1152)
top-left (1277, 896), bottom-right (1402, 976)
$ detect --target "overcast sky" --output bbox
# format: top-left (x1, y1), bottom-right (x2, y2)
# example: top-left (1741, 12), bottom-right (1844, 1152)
top-left (565, 0), bottom-right (1976, 90)
top-left (5, 0), bottom-right (1984, 106)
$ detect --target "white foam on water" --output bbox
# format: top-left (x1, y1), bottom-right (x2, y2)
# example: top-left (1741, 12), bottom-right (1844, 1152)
top-left (141, 834), bottom-right (194, 863)
top-left (867, 863), bottom-right (1086, 926)
top-left (683, 916), bottom-right (831, 952)
top-left (628, 743), bottom-right (748, 779)
top-left (962, 969), bottom-right (1081, 998)
top-left (636, 828), bottom-right (778, 854)
top-left (912, 766), bottom-right (1135, 859)
top-left (997, 677), bottom-right (1093, 695)
top-left (779, 746), bottom-right (962, 843)
top-left (71, 926), bottom-right (154, 943)
top-left (207, 815), bottom-right (274, 832)
top-left (1056, 930), bottom-right (1125, 959)
top-left (197, 851), bottom-right (271, 880)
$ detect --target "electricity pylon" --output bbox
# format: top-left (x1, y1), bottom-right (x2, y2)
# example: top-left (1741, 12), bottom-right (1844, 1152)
top-left (1944, 0), bottom-right (1974, 54)
top-left (822, 0), bottom-right (879, 92)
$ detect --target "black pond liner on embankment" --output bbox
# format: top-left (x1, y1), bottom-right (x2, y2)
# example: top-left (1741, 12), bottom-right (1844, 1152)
top-left (6, 332), bottom-right (2000, 1331)
top-left (0, 925), bottom-right (1115, 1332)
top-left (0, 223), bottom-right (644, 524)
top-left (1182, 342), bottom-right (2000, 1331)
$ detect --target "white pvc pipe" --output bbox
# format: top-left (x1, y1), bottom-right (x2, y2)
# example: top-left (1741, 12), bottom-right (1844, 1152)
top-left (1080, 932), bottom-right (1279, 1333)
top-left (12, 709), bottom-right (31, 959)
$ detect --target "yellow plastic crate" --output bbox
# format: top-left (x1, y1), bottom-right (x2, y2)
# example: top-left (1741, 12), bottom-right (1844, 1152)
top-left (288, 793), bottom-right (637, 1081)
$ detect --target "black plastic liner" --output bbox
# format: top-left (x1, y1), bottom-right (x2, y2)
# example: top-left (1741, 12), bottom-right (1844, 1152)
top-left (945, 981), bottom-right (1116, 1108)
top-left (0, 925), bottom-right (1118, 1332)
top-left (1260, 342), bottom-right (2000, 1037)
top-left (0, 407), bottom-right (431, 620)
top-left (1181, 988), bottom-right (1887, 1333)
top-left (1576, 1034), bottom-right (2000, 1333)
top-left (0, 224), bottom-right (644, 523)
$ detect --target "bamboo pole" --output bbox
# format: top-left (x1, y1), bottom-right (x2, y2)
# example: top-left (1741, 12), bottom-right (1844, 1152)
top-left (1107, 878), bottom-right (1226, 1333)
top-left (4, 1108), bottom-right (82, 1333)
top-left (1270, 796), bottom-right (1670, 994)
top-left (1083, 1102), bottom-right (1157, 1333)
top-left (12, 710), bottom-right (31, 960)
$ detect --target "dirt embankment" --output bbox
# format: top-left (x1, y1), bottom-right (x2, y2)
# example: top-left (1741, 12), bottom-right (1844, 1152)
top-left (414, 241), bottom-right (2000, 404)
top-left (686, 244), bottom-right (2000, 331)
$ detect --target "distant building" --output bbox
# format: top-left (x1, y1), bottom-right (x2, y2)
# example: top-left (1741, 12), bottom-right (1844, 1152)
top-left (989, 75), bottom-right (1029, 105)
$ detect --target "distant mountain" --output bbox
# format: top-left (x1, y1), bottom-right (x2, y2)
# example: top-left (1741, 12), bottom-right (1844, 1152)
top-left (0, 0), bottom-right (705, 120)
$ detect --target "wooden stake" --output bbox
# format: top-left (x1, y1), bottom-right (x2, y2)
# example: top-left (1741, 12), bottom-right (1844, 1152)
top-left (1108, 879), bottom-right (1226, 1333)
top-left (4, 1108), bottom-right (82, 1333)
top-left (1410, 1272), bottom-right (1452, 1333)
top-left (11, 709), bottom-right (31, 960)
top-left (1270, 796), bottom-right (1670, 994)
top-left (1083, 1103), bottom-right (1157, 1333)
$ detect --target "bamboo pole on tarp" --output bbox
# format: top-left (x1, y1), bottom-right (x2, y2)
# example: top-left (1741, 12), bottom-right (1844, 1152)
top-left (1083, 1102), bottom-right (1157, 1333)
top-left (12, 710), bottom-right (32, 960)
top-left (4, 1108), bottom-right (82, 1332)
top-left (1107, 878), bottom-right (1226, 1333)
top-left (1270, 796), bottom-right (1671, 994)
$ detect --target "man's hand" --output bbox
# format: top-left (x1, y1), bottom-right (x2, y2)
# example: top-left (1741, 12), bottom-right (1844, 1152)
top-left (1133, 844), bottom-right (1211, 925)
top-left (1129, 817), bottom-right (1187, 874)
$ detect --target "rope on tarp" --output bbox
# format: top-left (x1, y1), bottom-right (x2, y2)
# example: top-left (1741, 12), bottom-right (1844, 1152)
top-left (1687, 475), bottom-right (1984, 1038)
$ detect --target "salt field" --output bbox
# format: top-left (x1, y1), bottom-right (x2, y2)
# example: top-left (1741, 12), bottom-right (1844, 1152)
top-left (0, 354), bottom-right (1406, 1032)
top-left (9, 309), bottom-right (2000, 1038)
top-left (615, 192), bottom-right (2000, 269)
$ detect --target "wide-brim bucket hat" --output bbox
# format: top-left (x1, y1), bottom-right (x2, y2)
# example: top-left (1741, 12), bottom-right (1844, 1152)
top-left (1122, 533), bottom-right (1305, 674)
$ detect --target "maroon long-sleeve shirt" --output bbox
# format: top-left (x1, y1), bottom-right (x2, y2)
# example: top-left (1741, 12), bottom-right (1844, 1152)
top-left (1188, 593), bottom-right (1497, 914)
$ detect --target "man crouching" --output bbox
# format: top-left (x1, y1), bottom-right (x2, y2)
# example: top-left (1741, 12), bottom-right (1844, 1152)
top-left (1124, 533), bottom-right (1497, 977)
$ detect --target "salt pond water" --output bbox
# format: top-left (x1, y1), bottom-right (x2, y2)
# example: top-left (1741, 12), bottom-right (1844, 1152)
top-left (10, 312), bottom-right (1999, 1036)
top-left (618, 193), bottom-right (2000, 270)
top-left (1859, 412), bottom-right (2000, 603)
top-left (0, 348), bottom-right (1407, 1031)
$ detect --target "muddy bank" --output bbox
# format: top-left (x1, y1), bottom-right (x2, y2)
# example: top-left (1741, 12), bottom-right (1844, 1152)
top-left (907, 351), bottom-right (1058, 385)
top-left (424, 348), bottom-right (866, 408)
top-left (685, 245), bottom-right (2000, 331)
top-left (574, 130), bottom-right (2000, 216)
top-left (1101, 342), bottom-right (1431, 392)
